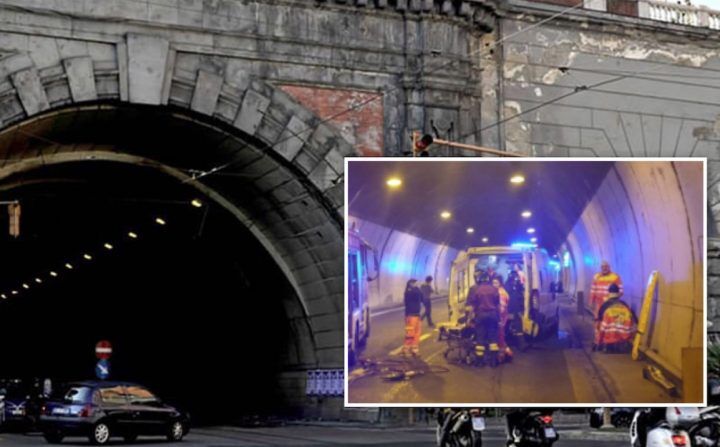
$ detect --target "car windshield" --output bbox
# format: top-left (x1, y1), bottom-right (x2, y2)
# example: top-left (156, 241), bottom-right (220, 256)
top-left (99, 386), bottom-right (127, 405)
top-left (125, 386), bottom-right (158, 404)
top-left (3, 382), bottom-right (29, 399)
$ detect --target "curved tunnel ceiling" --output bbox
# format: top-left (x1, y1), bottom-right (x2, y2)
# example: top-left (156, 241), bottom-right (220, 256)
top-left (348, 160), bottom-right (614, 252)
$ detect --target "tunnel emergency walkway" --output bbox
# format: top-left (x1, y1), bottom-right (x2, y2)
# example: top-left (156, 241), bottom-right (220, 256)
top-left (346, 160), bottom-right (704, 405)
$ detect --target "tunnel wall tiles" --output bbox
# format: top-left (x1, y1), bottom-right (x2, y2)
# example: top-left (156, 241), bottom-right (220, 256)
top-left (566, 161), bottom-right (703, 375)
top-left (349, 215), bottom-right (459, 310)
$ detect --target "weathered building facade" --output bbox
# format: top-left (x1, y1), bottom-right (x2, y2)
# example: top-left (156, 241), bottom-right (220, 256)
top-left (0, 0), bottom-right (717, 414)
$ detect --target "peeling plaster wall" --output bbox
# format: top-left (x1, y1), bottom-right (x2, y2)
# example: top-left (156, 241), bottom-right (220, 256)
top-left (349, 216), bottom-right (459, 310)
top-left (493, 5), bottom-right (720, 168)
top-left (563, 161), bottom-right (703, 376)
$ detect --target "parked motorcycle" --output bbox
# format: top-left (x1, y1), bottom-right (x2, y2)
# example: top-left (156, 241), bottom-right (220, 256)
top-left (688, 406), bottom-right (720, 447)
top-left (436, 408), bottom-right (484, 447)
top-left (630, 407), bottom-right (699, 447)
top-left (507, 410), bottom-right (559, 447)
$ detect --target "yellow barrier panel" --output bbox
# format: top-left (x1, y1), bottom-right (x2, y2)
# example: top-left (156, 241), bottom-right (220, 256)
top-left (632, 270), bottom-right (659, 361)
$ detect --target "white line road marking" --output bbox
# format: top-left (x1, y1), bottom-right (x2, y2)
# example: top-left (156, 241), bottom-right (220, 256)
top-left (389, 332), bottom-right (433, 356)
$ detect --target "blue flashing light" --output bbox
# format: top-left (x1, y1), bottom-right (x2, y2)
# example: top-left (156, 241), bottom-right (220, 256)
top-left (511, 242), bottom-right (536, 249)
top-left (583, 255), bottom-right (594, 266)
top-left (382, 258), bottom-right (413, 275)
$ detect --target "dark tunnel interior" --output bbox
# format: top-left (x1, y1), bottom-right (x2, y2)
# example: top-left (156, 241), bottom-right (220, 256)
top-left (0, 161), bottom-right (296, 424)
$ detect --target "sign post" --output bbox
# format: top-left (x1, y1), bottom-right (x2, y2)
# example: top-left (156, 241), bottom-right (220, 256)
top-left (95, 340), bottom-right (112, 380)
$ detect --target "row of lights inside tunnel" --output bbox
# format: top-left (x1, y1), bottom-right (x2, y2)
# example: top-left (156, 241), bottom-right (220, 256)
top-left (0, 198), bottom-right (205, 302)
top-left (385, 173), bottom-right (539, 246)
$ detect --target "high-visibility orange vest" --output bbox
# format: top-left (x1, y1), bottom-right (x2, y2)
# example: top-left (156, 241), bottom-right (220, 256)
top-left (596, 299), bottom-right (636, 345)
top-left (590, 272), bottom-right (623, 316)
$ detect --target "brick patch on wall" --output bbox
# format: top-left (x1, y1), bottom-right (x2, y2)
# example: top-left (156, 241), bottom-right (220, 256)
top-left (280, 85), bottom-right (383, 157)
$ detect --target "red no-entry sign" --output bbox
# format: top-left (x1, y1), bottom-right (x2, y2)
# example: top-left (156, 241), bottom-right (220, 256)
top-left (95, 340), bottom-right (112, 360)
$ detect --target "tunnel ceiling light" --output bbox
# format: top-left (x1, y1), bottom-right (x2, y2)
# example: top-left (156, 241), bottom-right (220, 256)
top-left (34, 278), bottom-right (42, 284)
top-left (83, 254), bottom-right (93, 261)
top-left (155, 217), bottom-right (166, 226)
top-left (128, 231), bottom-right (138, 239)
top-left (49, 271), bottom-right (58, 277)
top-left (386, 177), bottom-right (402, 188)
top-left (530, 237), bottom-right (537, 243)
top-left (10, 290), bottom-right (18, 295)
top-left (521, 210), bottom-right (532, 218)
top-left (1, 294), bottom-right (5, 300)
top-left (191, 199), bottom-right (203, 208)
top-left (65, 263), bottom-right (73, 270)
top-left (510, 174), bottom-right (525, 184)
top-left (466, 227), bottom-right (474, 234)
top-left (103, 243), bottom-right (113, 250)
top-left (481, 237), bottom-right (489, 243)
top-left (440, 210), bottom-right (452, 220)
top-left (527, 227), bottom-right (536, 234)
top-left (22, 283), bottom-right (29, 290)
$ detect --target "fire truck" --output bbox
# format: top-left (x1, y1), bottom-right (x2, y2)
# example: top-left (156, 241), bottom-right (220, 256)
top-left (347, 227), bottom-right (379, 365)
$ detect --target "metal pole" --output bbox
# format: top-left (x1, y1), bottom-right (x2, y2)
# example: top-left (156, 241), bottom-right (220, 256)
top-left (411, 131), bottom-right (524, 157)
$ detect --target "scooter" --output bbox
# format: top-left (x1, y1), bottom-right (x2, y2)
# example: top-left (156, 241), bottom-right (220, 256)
top-left (436, 408), bottom-right (484, 447)
top-left (630, 407), bottom-right (699, 447)
top-left (507, 410), bottom-right (559, 447)
top-left (688, 406), bottom-right (720, 447)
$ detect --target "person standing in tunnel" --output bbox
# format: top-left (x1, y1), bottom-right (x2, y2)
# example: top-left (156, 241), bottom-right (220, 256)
top-left (420, 275), bottom-right (435, 328)
top-left (513, 263), bottom-right (526, 286)
top-left (590, 260), bottom-right (623, 317)
top-left (467, 270), bottom-right (501, 366)
top-left (403, 279), bottom-right (423, 357)
top-left (492, 276), bottom-right (513, 362)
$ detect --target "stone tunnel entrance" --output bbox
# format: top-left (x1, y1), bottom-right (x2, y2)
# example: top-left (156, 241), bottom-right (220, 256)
top-left (0, 103), bottom-right (345, 422)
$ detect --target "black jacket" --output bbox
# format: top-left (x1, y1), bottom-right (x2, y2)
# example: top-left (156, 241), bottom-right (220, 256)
top-left (404, 287), bottom-right (423, 316)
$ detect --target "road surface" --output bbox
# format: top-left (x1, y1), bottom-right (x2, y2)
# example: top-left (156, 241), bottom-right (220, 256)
top-left (348, 295), bottom-right (679, 404)
top-left (0, 426), bottom-right (628, 446)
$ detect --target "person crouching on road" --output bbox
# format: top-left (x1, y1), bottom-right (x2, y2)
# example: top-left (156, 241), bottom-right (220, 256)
top-left (492, 276), bottom-right (513, 362)
top-left (403, 279), bottom-right (423, 357)
top-left (593, 283), bottom-right (637, 353)
top-left (467, 270), bottom-right (501, 366)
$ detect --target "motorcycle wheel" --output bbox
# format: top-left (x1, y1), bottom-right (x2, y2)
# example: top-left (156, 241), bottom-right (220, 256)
top-left (688, 420), bottom-right (720, 447)
top-left (449, 430), bottom-right (482, 447)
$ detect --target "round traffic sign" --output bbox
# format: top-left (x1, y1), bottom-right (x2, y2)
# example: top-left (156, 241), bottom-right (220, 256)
top-left (95, 340), bottom-right (112, 360)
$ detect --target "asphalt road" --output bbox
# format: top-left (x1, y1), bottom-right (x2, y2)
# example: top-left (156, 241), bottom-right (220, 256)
top-left (348, 295), bottom-right (676, 404)
top-left (0, 426), bottom-right (628, 446)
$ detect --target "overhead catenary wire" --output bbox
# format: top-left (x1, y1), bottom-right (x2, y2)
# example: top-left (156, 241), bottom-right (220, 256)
top-left (4, 2), bottom-right (587, 180)
top-left (183, 1), bottom-right (587, 181)
top-left (458, 60), bottom-right (678, 143)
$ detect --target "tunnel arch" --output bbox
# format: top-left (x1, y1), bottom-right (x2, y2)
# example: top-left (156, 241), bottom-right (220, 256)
top-left (0, 71), bottom-right (351, 412)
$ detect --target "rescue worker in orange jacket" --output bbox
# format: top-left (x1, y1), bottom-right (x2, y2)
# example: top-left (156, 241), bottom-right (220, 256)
top-left (593, 283), bottom-right (637, 352)
top-left (590, 260), bottom-right (623, 318)
top-left (467, 270), bottom-right (501, 366)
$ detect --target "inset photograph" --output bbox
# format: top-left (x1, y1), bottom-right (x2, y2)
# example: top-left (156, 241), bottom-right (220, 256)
top-left (346, 158), bottom-right (705, 405)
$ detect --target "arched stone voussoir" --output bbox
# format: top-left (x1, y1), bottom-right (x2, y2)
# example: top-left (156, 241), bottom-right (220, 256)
top-left (0, 32), bottom-right (355, 221)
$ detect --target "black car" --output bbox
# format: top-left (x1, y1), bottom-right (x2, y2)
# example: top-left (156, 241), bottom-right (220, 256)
top-left (39, 381), bottom-right (189, 444)
top-left (0, 378), bottom-right (44, 431)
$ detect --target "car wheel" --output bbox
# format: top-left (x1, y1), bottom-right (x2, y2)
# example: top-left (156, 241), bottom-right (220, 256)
top-left (89, 422), bottom-right (111, 445)
top-left (43, 432), bottom-right (64, 444)
top-left (124, 434), bottom-right (138, 443)
top-left (167, 420), bottom-right (185, 442)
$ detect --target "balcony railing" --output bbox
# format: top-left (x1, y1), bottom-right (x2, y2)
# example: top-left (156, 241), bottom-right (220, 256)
top-left (638, 0), bottom-right (720, 29)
